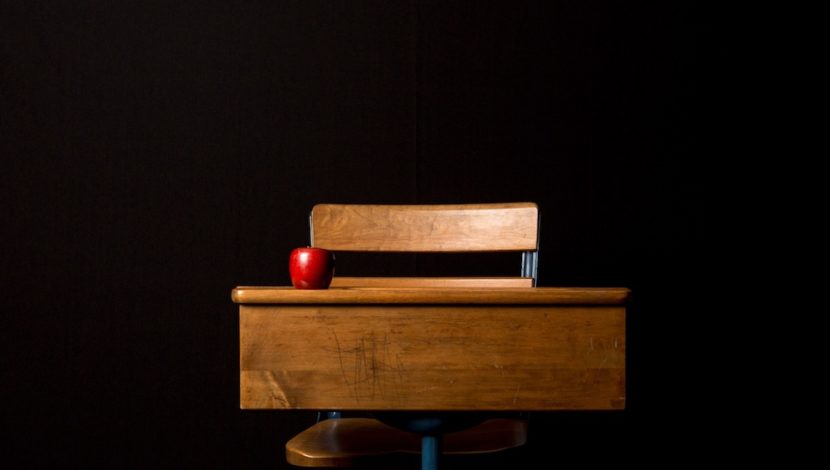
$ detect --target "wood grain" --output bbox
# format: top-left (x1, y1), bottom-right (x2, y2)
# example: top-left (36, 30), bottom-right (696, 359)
top-left (239, 200), bottom-right (627, 464)
top-left (232, 286), bottom-right (630, 305)
top-left (239, 304), bottom-right (625, 411)
top-left (286, 418), bottom-right (528, 467)
top-left (310, 203), bottom-right (539, 252)
top-left (330, 277), bottom-right (534, 288)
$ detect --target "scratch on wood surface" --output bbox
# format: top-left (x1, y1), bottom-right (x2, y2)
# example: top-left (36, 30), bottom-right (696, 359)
top-left (331, 330), bottom-right (406, 404)
top-left (263, 371), bottom-right (291, 407)
top-left (512, 384), bottom-right (521, 405)
top-left (492, 363), bottom-right (506, 376)
top-left (332, 331), bottom-right (359, 403)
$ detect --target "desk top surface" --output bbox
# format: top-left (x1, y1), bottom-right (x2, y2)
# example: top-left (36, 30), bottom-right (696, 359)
top-left (232, 285), bottom-right (629, 305)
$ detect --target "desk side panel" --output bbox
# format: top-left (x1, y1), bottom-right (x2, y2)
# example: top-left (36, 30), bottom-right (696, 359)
top-left (239, 304), bottom-right (625, 411)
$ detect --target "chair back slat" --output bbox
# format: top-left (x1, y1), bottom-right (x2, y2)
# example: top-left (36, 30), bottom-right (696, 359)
top-left (311, 203), bottom-right (538, 253)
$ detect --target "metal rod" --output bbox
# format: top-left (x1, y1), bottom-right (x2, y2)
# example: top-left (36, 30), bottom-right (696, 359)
top-left (421, 434), bottom-right (440, 470)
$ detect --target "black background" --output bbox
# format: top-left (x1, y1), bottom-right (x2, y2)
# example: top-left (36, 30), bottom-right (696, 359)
top-left (2, 1), bottom-right (706, 467)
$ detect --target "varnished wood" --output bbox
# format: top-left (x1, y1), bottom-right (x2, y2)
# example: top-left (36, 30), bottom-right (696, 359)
top-left (330, 277), bottom-right (534, 288)
top-left (310, 203), bottom-right (539, 252)
top-left (237, 201), bottom-right (627, 466)
top-left (232, 286), bottom-right (630, 305)
top-left (239, 302), bottom-right (625, 410)
top-left (286, 418), bottom-right (528, 467)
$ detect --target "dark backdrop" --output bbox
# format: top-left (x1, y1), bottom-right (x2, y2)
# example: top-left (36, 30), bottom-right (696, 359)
top-left (2, 1), bottom-right (705, 467)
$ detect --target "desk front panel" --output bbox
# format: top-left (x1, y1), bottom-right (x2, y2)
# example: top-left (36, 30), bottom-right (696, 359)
top-left (239, 304), bottom-right (625, 411)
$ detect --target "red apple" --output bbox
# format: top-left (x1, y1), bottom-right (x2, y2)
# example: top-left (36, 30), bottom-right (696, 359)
top-left (289, 247), bottom-right (335, 289)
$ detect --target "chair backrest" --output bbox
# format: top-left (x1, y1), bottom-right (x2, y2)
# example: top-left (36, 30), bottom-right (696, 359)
top-left (309, 203), bottom-right (539, 287)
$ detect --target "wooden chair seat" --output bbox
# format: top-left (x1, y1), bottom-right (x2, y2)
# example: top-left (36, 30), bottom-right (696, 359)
top-left (286, 418), bottom-right (528, 467)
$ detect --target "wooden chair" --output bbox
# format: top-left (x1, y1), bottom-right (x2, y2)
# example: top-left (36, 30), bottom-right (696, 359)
top-left (288, 203), bottom-right (540, 468)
